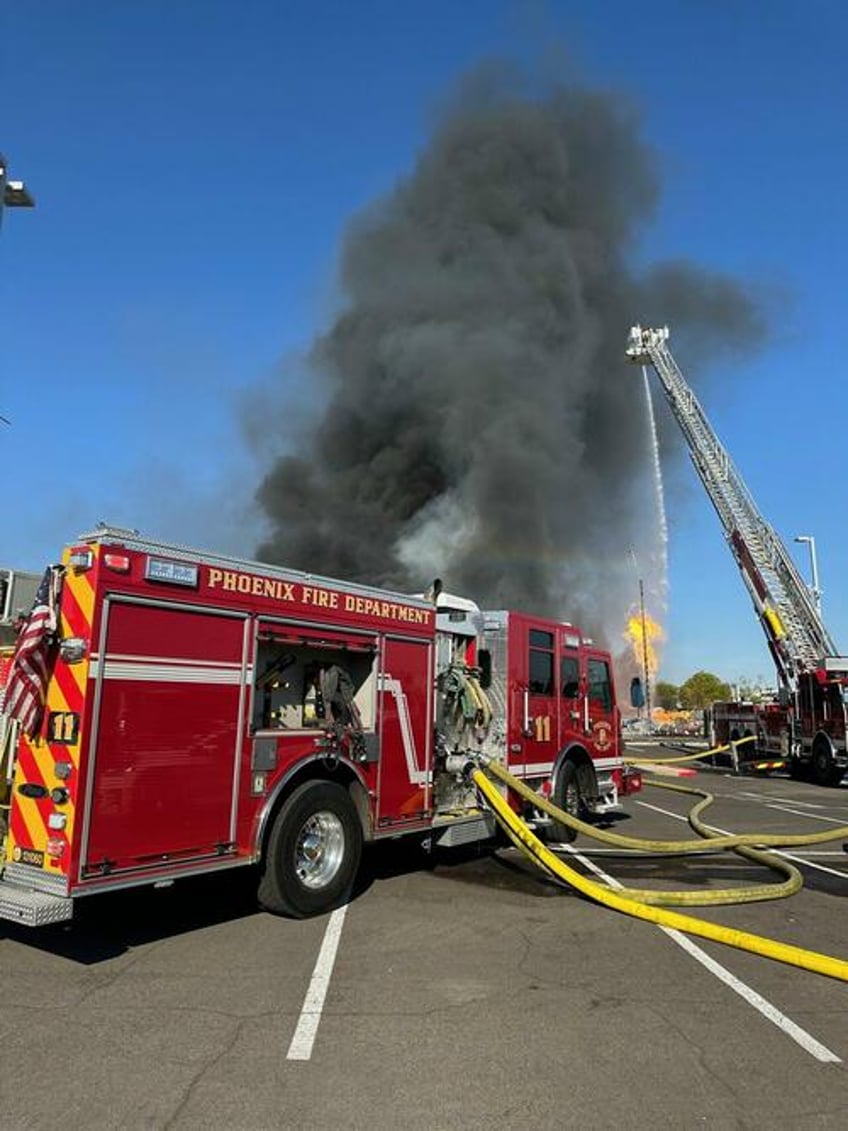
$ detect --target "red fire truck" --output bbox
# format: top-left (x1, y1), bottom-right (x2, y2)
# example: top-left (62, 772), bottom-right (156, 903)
top-left (631, 325), bottom-right (848, 787)
top-left (0, 526), bottom-right (640, 926)
top-left (709, 682), bottom-right (848, 783)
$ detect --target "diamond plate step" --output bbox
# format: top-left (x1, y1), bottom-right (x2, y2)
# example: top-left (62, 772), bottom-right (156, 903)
top-left (434, 813), bottom-right (495, 847)
top-left (0, 880), bottom-right (73, 927)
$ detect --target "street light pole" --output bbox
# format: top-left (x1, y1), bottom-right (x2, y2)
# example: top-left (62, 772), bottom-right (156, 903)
top-left (1, 152), bottom-right (33, 425)
top-left (639, 577), bottom-right (652, 729)
top-left (0, 152), bottom-right (35, 229)
top-left (628, 545), bottom-right (653, 730)
top-left (794, 534), bottom-right (822, 615)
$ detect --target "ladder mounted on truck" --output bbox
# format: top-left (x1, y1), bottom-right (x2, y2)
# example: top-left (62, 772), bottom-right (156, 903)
top-left (626, 324), bottom-right (837, 693)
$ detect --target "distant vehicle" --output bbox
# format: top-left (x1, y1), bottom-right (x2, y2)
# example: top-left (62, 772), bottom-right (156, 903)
top-left (0, 567), bottom-right (40, 648)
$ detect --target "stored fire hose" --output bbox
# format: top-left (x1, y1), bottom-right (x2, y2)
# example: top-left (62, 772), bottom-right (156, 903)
top-left (472, 762), bottom-right (848, 982)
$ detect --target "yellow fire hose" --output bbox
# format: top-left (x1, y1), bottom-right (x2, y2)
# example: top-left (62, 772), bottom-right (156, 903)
top-left (484, 761), bottom-right (802, 906)
top-left (624, 737), bottom-right (750, 764)
top-left (472, 767), bottom-right (848, 983)
top-left (485, 757), bottom-right (848, 853)
top-left (623, 735), bottom-right (755, 764)
top-left (625, 738), bottom-right (788, 775)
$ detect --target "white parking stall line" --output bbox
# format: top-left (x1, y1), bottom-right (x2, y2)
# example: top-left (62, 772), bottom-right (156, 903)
top-left (636, 799), bottom-right (692, 820)
top-left (659, 930), bottom-right (840, 1064)
top-left (737, 792), bottom-right (824, 806)
top-left (561, 846), bottom-right (841, 1064)
top-left (765, 804), bottom-right (848, 825)
top-left (287, 904), bottom-right (348, 1061)
top-left (773, 849), bottom-right (848, 881)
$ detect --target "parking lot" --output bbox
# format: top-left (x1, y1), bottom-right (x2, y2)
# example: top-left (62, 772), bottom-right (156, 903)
top-left (2, 747), bottom-right (848, 1129)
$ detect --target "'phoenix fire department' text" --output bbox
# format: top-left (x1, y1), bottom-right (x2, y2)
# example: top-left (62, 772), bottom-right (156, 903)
top-left (206, 568), bottom-right (432, 625)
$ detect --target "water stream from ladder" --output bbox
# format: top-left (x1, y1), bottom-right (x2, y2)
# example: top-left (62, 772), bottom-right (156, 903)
top-left (643, 365), bottom-right (669, 612)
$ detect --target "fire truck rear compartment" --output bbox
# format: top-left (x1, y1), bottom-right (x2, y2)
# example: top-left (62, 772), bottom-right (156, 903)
top-left (83, 600), bottom-right (247, 876)
top-left (252, 632), bottom-right (377, 733)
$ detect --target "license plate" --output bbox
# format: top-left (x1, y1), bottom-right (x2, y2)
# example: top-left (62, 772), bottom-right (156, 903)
top-left (12, 846), bottom-right (45, 869)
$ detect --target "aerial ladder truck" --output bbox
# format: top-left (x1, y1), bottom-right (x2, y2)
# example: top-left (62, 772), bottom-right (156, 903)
top-left (627, 325), bottom-right (848, 786)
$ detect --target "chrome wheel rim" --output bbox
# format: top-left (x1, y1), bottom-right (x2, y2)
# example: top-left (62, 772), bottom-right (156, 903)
top-left (295, 811), bottom-right (345, 890)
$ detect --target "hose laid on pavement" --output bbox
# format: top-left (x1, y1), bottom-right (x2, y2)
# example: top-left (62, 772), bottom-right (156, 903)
top-left (482, 761), bottom-right (802, 906)
top-left (472, 767), bottom-right (848, 983)
top-left (623, 735), bottom-right (755, 765)
top-left (485, 758), bottom-right (848, 853)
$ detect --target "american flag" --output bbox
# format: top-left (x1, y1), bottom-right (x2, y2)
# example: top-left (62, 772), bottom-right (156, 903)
top-left (2, 565), bottom-right (64, 737)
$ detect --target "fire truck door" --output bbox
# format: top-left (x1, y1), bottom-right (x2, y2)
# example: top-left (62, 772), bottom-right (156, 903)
top-left (584, 651), bottom-right (617, 759)
top-left (524, 627), bottom-right (559, 770)
top-left (84, 600), bottom-right (249, 876)
top-left (376, 637), bottom-right (433, 829)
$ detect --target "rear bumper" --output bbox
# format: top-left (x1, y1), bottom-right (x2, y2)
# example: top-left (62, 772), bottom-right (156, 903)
top-left (593, 765), bottom-right (641, 814)
top-left (619, 767), bottom-right (642, 795)
top-left (0, 878), bottom-right (73, 927)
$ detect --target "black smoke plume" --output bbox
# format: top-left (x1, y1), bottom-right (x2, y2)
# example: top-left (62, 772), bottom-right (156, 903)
top-left (255, 66), bottom-right (764, 650)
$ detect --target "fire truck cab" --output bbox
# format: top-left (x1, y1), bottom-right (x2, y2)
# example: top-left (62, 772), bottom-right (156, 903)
top-left (0, 528), bottom-right (639, 926)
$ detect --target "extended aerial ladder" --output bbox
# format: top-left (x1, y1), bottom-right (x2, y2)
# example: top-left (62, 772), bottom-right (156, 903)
top-left (626, 325), bottom-right (839, 695)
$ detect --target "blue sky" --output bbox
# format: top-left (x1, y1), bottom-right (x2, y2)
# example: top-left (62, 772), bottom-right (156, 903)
top-left (2, 1), bottom-right (846, 687)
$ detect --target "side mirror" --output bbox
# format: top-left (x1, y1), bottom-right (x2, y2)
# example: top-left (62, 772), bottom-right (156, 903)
top-left (630, 677), bottom-right (645, 709)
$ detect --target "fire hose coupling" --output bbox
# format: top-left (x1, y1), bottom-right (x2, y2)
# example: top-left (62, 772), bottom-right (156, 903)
top-left (444, 754), bottom-right (479, 779)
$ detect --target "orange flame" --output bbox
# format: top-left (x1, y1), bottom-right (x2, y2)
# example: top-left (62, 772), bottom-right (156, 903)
top-left (624, 609), bottom-right (664, 677)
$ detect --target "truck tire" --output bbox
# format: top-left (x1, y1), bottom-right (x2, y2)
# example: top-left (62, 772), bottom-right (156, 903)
top-left (258, 780), bottom-right (362, 918)
top-left (549, 761), bottom-right (582, 845)
top-left (811, 739), bottom-right (844, 788)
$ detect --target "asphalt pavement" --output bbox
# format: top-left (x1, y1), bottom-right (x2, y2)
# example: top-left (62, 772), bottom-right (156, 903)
top-left (2, 744), bottom-right (848, 1130)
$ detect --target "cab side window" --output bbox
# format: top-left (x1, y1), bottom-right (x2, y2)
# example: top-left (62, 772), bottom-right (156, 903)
top-left (561, 653), bottom-right (580, 699)
top-left (528, 629), bottom-right (554, 695)
top-left (587, 658), bottom-right (612, 711)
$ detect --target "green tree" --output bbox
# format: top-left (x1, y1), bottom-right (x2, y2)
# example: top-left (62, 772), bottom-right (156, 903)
top-left (679, 671), bottom-right (732, 710)
top-left (654, 681), bottom-right (680, 710)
